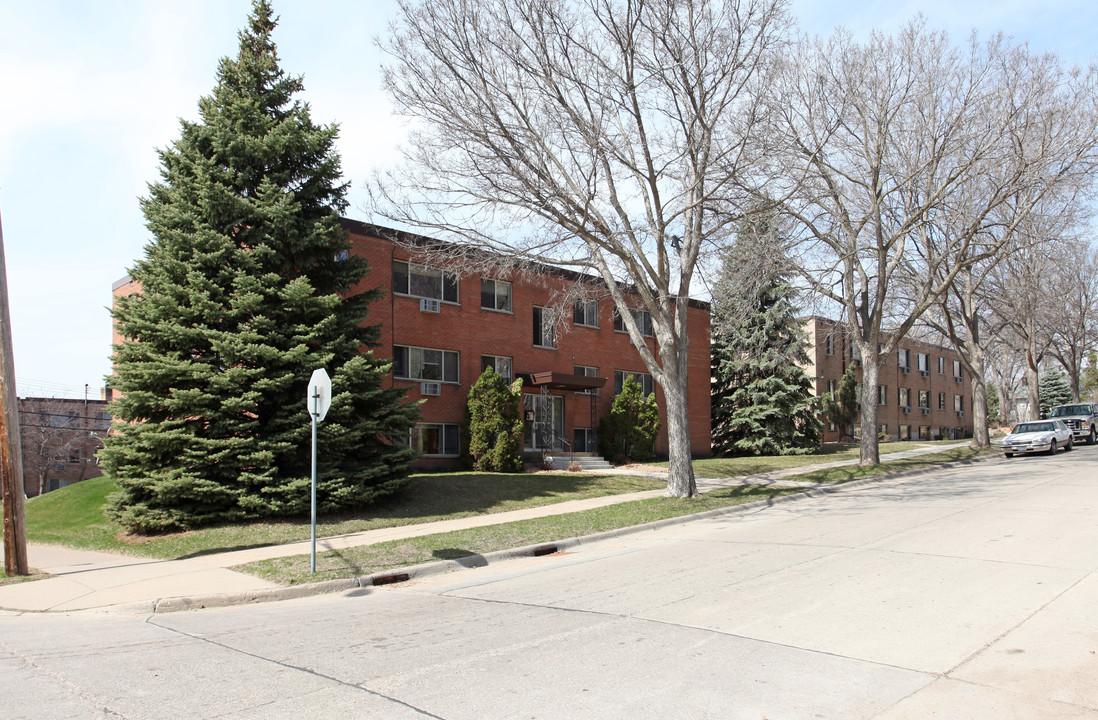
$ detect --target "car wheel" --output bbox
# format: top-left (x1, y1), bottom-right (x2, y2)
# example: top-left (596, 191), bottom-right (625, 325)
top-left (1066, 437), bottom-right (1074, 451)
top-left (1089, 427), bottom-right (1096, 445)
top-left (1048, 439), bottom-right (1057, 455)
top-left (1004, 452), bottom-right (1013, 458)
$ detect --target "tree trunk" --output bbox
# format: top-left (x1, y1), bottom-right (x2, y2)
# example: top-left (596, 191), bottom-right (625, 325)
top-left (997, 383), bottom-right (1013, 427)
top-left (970, 374), bottom-right (990, 448)
top-left (858, 357), bottom-right (880, 465)
top-left (967, 344), bottom-right (990, 448)
top-left (661, 349), bottom-right (697, 498)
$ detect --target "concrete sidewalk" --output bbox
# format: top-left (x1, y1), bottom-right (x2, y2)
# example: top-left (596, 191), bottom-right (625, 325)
top-left (0, 442), bottom-right (974, 614)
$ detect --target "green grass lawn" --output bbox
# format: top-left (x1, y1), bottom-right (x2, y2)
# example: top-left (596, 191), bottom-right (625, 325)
top-left (25, 471), bottom-right (665, 560)
top-left (23, 442), bottom-right (986, 577)
top-left (240, 485), bottom-right (801, 584)
top-left (239, 445), bottom-right (989, 584)
top-left (667, 440), bottom-right (966, 478)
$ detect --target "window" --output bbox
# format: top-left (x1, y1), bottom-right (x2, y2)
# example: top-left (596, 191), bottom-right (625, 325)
top-left (919, 426), bottom-right (932, 440)
top-left (954, 394), bottom-right (963, 412)
top-left (828, 421), bottom-right (837, 432)
top-left (614, 370), bottom-right (654, 397)
top-left (850, 345), bottom-right (862, 365)
top-left (481, 355), bottom-right (513, 384)
top-left (899, 424), bottom-right (911, 441)
top-left (480, 278), bottom-right (512, 312)
top-left (334, 249), bottom-right (350, 262)
top-left (613, 308), bottom-right (653, 336)
top-left (392, 261), bottom-right (459, 303)
top-left (917, 353), bottom-right (929, 372)
top-left (574, 365), bottom-right (598, 394)
top-left (825, 334), bottom-right (835, 356)
top-left (938, 392), bottom-right (946, 410)
top-left (877, 385), bottom-right (887, 406)
top-left (394, 346), bottom-right (459, 383)
top-left (938, 356), bottom-right (946, 374)
top-left (533, 306), bottom-right (556, 348)
top-left (413, 423), bottom-right (460, 457)
top-left (68, 451), bottom-right (80, 465)
top-left (827, 379), bottom-right (837, 397)
top-left (918, 390), bottom-right (929, 409)
top-left (953, 360), bottom-right (962, 380)
top-left (877, 424), bottom-right (888, 437)
top-left (898, 388), bottom-right (911, 408)
top-left (573, 299), bottom-right (598, 327)
top-left (897, 349), bottom-right (910, 369)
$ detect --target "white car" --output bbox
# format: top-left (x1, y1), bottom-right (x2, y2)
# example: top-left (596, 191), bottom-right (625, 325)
top-left (1000, 419), bottom-right (1074, 458)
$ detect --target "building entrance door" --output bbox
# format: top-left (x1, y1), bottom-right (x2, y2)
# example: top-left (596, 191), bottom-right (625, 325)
top-left (524, 393), bottom-right (563, 451)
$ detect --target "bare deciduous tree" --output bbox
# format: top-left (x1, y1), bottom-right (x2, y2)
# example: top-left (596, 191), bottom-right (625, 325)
top-left (757, 20), bottom-right (1098, 463)
top-left (1047, 238), bottom-right (1098, 400)
top-left (373, 0), bottom-right (792, 496)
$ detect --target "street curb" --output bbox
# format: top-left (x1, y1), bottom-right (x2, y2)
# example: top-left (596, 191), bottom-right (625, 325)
top-left (133, 451), bottom-right (995, 614)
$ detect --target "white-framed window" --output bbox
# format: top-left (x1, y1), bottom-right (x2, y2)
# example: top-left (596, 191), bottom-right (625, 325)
top-left (394, 345), bottom-right (459, 383)
top-left (918, 390), bottom-right (929, 409)
top-left (574, 365), bottom-right (598, 394)
top-left (827, 379), bottom-right (837, 396)
top-left (481, 355), bottom-right (513, 384)
top-left (954, 394), bottom-right (963, 412)
top-left (480, 278), bottom-right (512, 312)
top-left (573, 299), bottom-right (598, 328)
top-left (899, 424), bottom-right (911, 441)
top-left (825, 334), bottom-right (835, 356)
top-left (614, 370), bottom-right (654, 397)
top-left (533, 306), bottom-right (556, 348)
top-left (878, 385), bottom-right (887, 406)
top-left (392, 260), bottom-right (459, 304)
top-left (917, 353), bottom-right (929, 372)
top-left (938, 392), bottom-right (946, 410)
top-left (897, 348), bottom-right (910, 369)
top-left (412, 423), bottom-right (460, 457)
top-left (898, 387), bottom-right (911, 408)
top-left (613, 308), bottom-right (653, 336)
top-left (828, 421), bottom-right (837, 432)
top-left (953, 360), bottom-right (962, 380)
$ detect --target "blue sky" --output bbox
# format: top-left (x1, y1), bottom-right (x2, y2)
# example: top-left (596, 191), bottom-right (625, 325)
top-left (0, 0), bottom-right (1094, 398)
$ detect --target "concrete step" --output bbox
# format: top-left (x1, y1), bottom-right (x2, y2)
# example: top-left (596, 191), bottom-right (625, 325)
top-left (545, 455), bottom-right (612, 471)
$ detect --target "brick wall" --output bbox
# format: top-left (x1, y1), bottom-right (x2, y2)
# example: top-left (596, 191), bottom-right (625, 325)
top-left (804, 317), bottom-right (974, 442)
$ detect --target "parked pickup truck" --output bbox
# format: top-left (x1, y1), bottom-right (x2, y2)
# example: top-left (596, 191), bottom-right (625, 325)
top-left (1047, 403), bottom-right (1098, 445)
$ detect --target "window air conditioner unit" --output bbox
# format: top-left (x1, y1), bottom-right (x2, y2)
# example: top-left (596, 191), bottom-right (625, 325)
top-left (953, 376), bottom-right (963, 383)
top-left (956, 410), bottom-right (965, 418)
top-left (902, 406), bottom-right (910, 414)
top-left (900, 366), bottom-right (910, 374)
top-left (920, 370), bottom-right (929, 377)
top-left (420, 382), bottom-right (441, 396)
top-left (420, 298), bottom-right (440, 313)
top-left (921, 408), bottom-right (930, 415)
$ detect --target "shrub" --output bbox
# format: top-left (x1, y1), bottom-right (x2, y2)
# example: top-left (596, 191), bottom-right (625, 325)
top-left (464, 367), bottom-right (524, 473)
top-left (599, 376), bottom-right (660, 463)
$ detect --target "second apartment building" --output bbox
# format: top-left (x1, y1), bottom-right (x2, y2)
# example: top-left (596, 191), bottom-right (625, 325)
top-left (802, 316), bottom-right (974, 442)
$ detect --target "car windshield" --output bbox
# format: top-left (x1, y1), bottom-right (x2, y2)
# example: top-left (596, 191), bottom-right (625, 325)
top-left (1014, 422), bottom-right (1052, 434)
top-left (1050, 405), bottom-right (1090, 417)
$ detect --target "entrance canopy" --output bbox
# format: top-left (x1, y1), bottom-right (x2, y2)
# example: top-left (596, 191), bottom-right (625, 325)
top-left (522, 371), bottom-right (606, 392)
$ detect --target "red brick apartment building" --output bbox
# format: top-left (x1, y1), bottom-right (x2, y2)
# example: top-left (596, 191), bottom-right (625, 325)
top-left (17, 397), bottom-right (111, 497)
top-left (801, 316), bottom-right (974, 443)
top-left (113, 219), bottom-right (712, 467)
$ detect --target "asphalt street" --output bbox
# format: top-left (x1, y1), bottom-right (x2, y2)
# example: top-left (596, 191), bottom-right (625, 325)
top-left (2, 447), bottom-right (1096, 719)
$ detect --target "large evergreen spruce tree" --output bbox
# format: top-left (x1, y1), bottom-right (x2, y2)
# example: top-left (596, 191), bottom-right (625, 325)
top-left (711, 216), bottom-right (821, 456)
top-left (103, 0), bottom-right (418, 533)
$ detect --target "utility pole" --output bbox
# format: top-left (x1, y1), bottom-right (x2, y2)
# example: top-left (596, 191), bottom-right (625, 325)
top-left (0, 206), bottom-right (28, 576)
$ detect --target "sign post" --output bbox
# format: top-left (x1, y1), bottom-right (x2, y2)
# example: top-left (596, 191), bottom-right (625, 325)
top-left (307, 369), bottom-right (331, 574)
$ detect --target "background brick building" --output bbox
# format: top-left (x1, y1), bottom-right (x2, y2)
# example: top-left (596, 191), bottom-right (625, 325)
top-left (18, 396), bottom-right (111, 496)
top-left (801, 316), bottom-right (974, 442)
